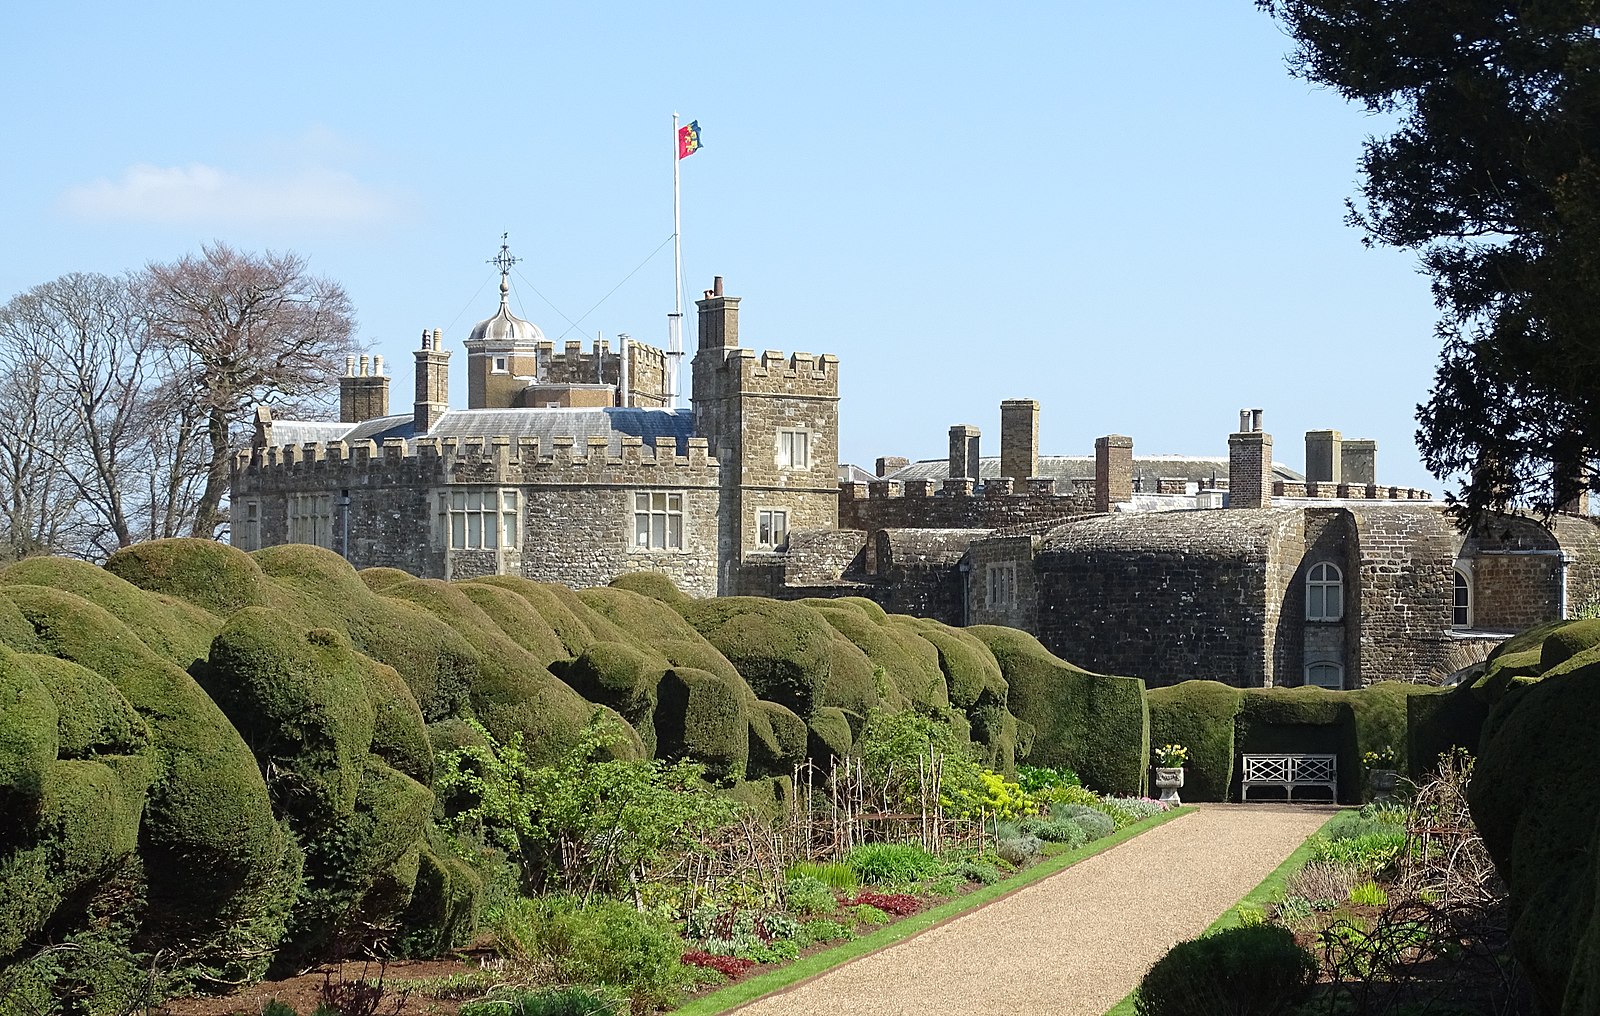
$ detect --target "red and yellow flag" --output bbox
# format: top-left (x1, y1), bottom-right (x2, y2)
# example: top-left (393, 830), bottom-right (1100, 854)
top-left (677, 120), bottom-right (702, 160)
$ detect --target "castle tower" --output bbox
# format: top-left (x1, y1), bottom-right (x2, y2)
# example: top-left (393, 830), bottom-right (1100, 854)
top-left (691, 276), bottom-right (840, 592)
top-left (465, 238), bottom-right (545, 409)
top-left (414, 328), bottom-right (450, 435)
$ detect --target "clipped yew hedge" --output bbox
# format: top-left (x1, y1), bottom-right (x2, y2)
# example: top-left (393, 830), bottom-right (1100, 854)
top-left (968, 625), bottom-right (1148, 794)
top-left (0, 537), bottom-right (1171, 985)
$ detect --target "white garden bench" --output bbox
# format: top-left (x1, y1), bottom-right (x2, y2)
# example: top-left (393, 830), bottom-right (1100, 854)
top-left (1240, 753), bottom-right (1338, 802)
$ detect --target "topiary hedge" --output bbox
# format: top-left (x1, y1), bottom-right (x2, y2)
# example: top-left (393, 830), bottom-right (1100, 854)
top-left (1147, 681), bottom-right (1242, 802)
top-left (1470, 656), bottom-right (1600, 1014)
top-left (967, 625), bottom-right (1148, 794)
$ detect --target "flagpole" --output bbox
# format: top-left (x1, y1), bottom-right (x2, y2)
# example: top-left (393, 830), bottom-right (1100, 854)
top-left (669, 111), bottom-right (684, 408)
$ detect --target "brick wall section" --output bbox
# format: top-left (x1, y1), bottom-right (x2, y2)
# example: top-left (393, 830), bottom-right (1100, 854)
top-left (233, 434), bottom-right (722, 596)
top-left (1349, 506), bottom-right (1462, 685)
top-left (1033, 509), bottom-right (1303, 687)
top-left (1227, 431), bottom-right (1273, 509)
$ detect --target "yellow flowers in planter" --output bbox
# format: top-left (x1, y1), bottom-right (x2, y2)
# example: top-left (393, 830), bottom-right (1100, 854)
top-left (1152, 743), bottom-right (1189, 768)
top-left (1362, 745), bottom-right (1399, 768)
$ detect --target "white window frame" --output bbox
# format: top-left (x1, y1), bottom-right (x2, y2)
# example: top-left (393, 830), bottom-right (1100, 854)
top-left (1453, 568), bottom-right (1473, 629)
top-left (493, 356), bottom-right (509, 373)
top-left (1306, 561), bottom-right (1344, 622)
top-left (633, 491), bottom-right (685, 551)
top-left (757, 508), bottom-right (789, 549)
top-left (777, 429), bottom-right (810, 470)
top-left (986, 562), bottom-right (1017, 609)
top-left (440, 488), bottom-right (520, 551)
top-left (1305, 661), bottom-right (1344, 689)
top-left (287, 493), bottom-right (333, 548)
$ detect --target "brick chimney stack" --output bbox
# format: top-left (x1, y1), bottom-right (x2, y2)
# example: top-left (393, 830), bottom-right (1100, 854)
top-left (948, 425), bottom-right (981, 480)
top-left (1304, 430), bottom-right (1342, 484)
top-left (695, 275), bottom-right (740, 351)
top-left (1000, 399), bottom-right (1040, 482)
top-left (1343, 439), bottom-right (1377, 486)
top-left (1093, 434), bottom-right (1133, 511)
top-left (1228, 409), bottom-right (1272, 509)
top-left (414, 328), bottom-right (451, 435)
top-left (340, 353), bottom-right (390, 424)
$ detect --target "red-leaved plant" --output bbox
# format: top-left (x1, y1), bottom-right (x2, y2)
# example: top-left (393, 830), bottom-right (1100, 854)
top-left (846, 891), bottom-right (920, 916)
top-left (681, 951), bottom-right (757, 978)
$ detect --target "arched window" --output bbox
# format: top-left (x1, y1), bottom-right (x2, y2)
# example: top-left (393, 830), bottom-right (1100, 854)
top-left (1454, 569), bottom-right (1472, 628)
top-left (1305, 661), bottom-right (1344, 689)
top-left (1306, 561), bottom-right (1344, 622)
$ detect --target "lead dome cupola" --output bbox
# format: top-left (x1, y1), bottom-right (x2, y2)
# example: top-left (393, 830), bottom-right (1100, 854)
top-left (467, 275), bottom-right (544, 345)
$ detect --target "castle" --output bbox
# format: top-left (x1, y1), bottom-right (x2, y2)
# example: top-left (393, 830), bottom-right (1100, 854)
top-left (233, 270), bottom-right (838, 599)
top-left (235, 268), bottom-right (1600, 691)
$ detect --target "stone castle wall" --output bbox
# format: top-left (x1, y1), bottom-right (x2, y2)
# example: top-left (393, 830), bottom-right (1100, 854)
top-left (839, 479), bottom-right (1091, 534)
top-left (234, 433), bottom-right (721, 596)
top-left (1032, 509), bottom-right (1304, 687)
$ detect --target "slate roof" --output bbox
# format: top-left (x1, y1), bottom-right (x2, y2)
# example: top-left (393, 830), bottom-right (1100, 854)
top-left (883, 454), bottom-right (1304, 487)
top-left (267, 407), bottom-right (697, 455)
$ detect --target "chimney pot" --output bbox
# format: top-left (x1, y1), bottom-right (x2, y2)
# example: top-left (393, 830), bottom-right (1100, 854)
top-left (346, 354), bottom-right (356, 376)
top-left (359, 354), bottom-right (370, 377)
top-left (713, 276), bottom-right (724, 296)
top-left (373, 354), bottom-right (383, 377)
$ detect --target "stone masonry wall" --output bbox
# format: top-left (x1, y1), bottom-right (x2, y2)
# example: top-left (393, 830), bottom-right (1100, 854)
top-left (1350, 506), bottom-right (1462, 685)
top-left (1033, 509), bottom-right (1303, 687)
top-left (872, 528), bottom-right (990, 624)
top-left (838, 482), bottom-right (1090, 534)
top-left (967, 535), bottom-right (1039, 632)
top-left (234, 433), bottom-right (722, 596)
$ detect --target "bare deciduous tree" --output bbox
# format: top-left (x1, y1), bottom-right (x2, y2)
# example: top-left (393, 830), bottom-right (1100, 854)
top-left (141, 242), bottom-right (356, 539)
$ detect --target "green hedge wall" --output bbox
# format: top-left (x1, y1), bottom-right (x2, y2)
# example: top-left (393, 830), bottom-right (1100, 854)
top-left (967, 625), bottom-right (1148, 794)
top-left (1147, 682), bottom-right (1242, 802)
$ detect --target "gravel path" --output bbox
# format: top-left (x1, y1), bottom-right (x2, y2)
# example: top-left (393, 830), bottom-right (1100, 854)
top-left (731, 804), bottom-right (1335, 1016)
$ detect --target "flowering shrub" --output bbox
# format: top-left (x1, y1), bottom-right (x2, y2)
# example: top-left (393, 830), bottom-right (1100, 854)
top-left (681, 951), bottom-right (755, 978)
top-left (1152, 743), bottom-right (1189, 768)
top-left (845, 891), bottom-right (920, 916)
top-left (1362, 745), bottom-right (1399, 768)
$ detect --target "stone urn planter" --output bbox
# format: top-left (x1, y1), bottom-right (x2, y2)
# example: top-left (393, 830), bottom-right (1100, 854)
top-left (1369, 768), bottom-right (1399, 804)
top-left (1153, 766), bottom-right (1185, 805)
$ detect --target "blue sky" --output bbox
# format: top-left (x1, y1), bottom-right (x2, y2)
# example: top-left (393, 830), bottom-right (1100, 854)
top-left (2, 3), bottom-right (1445, 492)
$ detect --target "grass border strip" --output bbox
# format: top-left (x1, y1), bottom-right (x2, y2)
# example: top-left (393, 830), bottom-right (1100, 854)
top-left (668, 806), bottom-right (1194, 1016)
top-left (1101, 807), bottom-right (1349, 1016)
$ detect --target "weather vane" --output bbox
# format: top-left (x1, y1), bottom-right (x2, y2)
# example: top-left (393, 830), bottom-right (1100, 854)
top-left (488, 233), bottom-right (520, 279)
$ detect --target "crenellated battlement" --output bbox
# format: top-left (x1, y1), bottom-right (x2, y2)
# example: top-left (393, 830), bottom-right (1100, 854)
top-left (706, 346), bottom-right (840, 390)
top-left (234, 433), bottom-right (718, 490)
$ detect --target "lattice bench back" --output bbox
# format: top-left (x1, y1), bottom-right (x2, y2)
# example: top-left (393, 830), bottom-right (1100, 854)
top-left (1240, 753), bottom-right (1337, 802)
